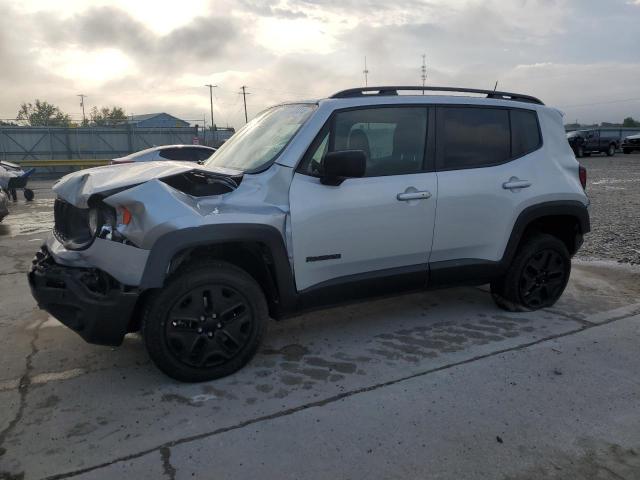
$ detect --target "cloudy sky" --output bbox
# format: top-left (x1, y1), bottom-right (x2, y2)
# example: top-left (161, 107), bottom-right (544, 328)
top-left (1, 0), bottom-right (639, 128)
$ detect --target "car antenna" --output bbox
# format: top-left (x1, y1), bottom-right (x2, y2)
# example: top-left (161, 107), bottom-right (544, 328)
top-left (493, 80), bottom-right (498, 92)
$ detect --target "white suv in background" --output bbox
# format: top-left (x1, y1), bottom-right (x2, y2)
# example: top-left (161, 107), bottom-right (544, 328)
top-left (30, 86), bottom-right (590, 382)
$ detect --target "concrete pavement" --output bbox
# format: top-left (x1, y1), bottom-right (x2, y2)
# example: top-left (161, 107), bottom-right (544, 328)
top-left (0, 181), bottom-right (639, 479)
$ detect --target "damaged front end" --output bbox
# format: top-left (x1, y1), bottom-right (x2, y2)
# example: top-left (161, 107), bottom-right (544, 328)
top-left (30, 163), bottom-right (245, 345)
top-left (52, 166), bottom-right (243, 252)
top-left (28, 248), bottom-right (139, 346)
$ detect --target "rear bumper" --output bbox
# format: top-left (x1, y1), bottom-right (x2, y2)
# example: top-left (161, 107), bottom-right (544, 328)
top-left (28, 248), bottom-right (140, 346)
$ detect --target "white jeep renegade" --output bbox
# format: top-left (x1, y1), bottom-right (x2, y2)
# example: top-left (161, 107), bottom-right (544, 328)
top-left (29, 86), bottom-right (590, 382)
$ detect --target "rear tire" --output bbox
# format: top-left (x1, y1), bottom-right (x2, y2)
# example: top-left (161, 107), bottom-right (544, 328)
top-left (575, 146), bottom-right (584, 158)
top-left (606, 144), bottom-right (615, 157)
top-left (24, 188), bottom-right (34, 201)
top-left (491, 234), bottom-right (571, 312)
top-left (142, 260), bottom-right (268, 382)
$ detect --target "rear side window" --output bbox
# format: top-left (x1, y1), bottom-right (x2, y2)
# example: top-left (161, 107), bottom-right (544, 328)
top-left (511, 109), bottom-right (541, 157)
top-left (438, 107), bottom-right (510, 169)
top-left (437, 107), bottom-right (541, 170)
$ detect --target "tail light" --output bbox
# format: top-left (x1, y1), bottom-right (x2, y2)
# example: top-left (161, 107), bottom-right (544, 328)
top-left (578, 164), bottom-right (587, 190)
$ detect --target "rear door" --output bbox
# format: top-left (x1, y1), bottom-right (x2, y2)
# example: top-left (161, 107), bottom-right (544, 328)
top-left (430, 106), bottom-right (543, 269)
top-left (289, 106), bottom-right (437, 291)
top-left (586, 130), bottom-right (599, 151)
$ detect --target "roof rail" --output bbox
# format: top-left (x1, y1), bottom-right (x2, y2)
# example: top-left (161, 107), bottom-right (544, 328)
top-left (329, 86), bottom-right (544, 105)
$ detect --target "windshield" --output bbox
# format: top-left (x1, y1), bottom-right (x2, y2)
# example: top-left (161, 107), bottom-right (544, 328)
top-left (204, 103), bottom-right (317, 172)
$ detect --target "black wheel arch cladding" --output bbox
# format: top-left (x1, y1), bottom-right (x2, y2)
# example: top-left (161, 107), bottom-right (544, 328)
top-left (139, 223), bottom-right (298, 313)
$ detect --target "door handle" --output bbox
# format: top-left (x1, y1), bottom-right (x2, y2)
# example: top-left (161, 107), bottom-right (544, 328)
top-left (502, 179), bottom-right (531, 190)
top-left (397, 191), bottom-right (432, 201)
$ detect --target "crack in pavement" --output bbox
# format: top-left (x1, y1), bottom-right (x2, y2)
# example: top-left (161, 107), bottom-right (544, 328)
top-left (0, 317), bottom-right (44, 472)
top-left (38, 311), bottom-right (640, 480)
top-left (159, 447), bottom-right (176, 480)
top-left (546, 308), bottom-right (595, 326)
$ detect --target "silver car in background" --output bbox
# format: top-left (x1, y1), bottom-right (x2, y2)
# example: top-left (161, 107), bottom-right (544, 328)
top-left (110, 144), bottom-right (216, 165)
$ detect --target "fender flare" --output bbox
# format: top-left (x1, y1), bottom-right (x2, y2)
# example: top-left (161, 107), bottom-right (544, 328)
top-left (138, 223), bottom-right (298, 308)
top-left (500, 200), bottom-right (590, 266)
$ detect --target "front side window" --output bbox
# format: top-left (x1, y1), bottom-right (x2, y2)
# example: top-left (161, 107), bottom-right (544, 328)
top-left (300, 107), bottom-right (428, 177)
top-left (204, 103), bottom-right (316, 172)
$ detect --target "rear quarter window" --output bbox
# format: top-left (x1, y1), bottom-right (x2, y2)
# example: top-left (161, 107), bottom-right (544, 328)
top-left (511, 109), bottom-right (542, 157)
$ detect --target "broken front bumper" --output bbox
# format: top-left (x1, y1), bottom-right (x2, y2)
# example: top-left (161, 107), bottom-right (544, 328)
top-left (28, 248), bottom-right (140, 346)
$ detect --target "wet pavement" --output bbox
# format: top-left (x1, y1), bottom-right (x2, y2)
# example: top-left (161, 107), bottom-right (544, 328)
top-left (0, 164), bottom-right (639, 479)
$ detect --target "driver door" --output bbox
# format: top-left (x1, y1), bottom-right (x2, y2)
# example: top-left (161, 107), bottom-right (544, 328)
top-left (288, 106), bottom-right (437, 291)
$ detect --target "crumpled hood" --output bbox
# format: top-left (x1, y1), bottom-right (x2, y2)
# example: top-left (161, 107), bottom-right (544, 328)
top-left (53, 161), bottom-right (242, 207)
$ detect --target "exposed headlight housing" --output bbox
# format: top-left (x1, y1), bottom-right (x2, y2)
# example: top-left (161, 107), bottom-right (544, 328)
top-left (53, 198), bottom-right (119, 250)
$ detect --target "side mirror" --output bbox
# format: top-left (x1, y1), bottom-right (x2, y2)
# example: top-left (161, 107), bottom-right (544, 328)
top-left (320, 150), bottom-right (366, 186)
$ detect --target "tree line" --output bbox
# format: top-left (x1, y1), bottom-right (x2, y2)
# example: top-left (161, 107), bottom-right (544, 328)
top-left (566, 117), bottom-right (640, 129)
top-left (0, 99), bottom-right (128, 127)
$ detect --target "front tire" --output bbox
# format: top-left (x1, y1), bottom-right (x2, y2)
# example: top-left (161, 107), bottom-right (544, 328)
top-left (575, 145), bottom-right (584, 158)
top-left (142, 261), bottom-right (268, 382)
top-left (491, 234), bottom-right (571, 312)
top-left (623, 148), bottom-right (631, 154)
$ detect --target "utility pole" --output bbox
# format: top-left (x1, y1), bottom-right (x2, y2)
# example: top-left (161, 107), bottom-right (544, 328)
top-left (240, 86), bottom-right (250, 123)
top-left (204, 84), bottom-right (217, 131)
top-left (421, 54), bottom-right (427, 94)
top-left (77, 94), bottom-right (87, 124)
top-left (363, 57), bottom-right (369, 87)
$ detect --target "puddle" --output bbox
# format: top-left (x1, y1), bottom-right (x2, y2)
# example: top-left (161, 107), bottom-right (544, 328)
top-left (0, 199), bottom-right (54, 237)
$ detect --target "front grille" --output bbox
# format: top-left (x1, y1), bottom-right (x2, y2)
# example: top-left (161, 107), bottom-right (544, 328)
top-left (53, 199), bottom-right (93, 249)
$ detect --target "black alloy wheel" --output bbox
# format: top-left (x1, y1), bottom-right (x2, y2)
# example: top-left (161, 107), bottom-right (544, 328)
top-left (143, 260), bottom-right (268, 382)
top-left (517, 249), bottom-right (568, 309)
top-left (166, 284), bottom-right (253, 368)
top-left (490, 233), bottom-right (571, 312)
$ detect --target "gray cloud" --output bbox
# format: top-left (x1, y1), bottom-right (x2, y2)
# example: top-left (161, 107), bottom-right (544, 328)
top-left (38, 6), bottom-right (244, 72)
top-left (238, 0), bottom-right (308, 18)
top-left (0, 0), bottom-right (638, 126)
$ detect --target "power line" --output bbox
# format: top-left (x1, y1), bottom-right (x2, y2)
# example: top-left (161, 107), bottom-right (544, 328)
top-left (205, 84), bottom-right (217, 131)
top-left (239, 86), bottom-right (250, 124)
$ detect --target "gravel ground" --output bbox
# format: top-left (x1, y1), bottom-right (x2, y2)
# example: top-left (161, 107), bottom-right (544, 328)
top-left (577, 152), bottom-right (640, 264)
